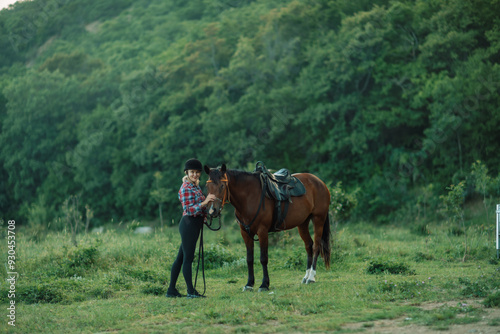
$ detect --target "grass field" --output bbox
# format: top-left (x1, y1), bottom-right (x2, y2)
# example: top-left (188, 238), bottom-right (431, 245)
top-left (1, 207), bottom-right (500, 333)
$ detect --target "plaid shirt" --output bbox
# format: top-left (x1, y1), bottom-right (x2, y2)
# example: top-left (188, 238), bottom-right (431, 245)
top-left (178, 181), bottom-right (207, 217)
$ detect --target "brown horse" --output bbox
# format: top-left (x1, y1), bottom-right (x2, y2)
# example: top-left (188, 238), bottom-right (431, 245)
top-left (204, 164), bottom-right (331, 292)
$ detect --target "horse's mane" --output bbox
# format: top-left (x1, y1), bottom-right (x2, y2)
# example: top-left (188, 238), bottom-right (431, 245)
top-left (227, 169), bottom-right (255, 179)
top-left (208, 167), bottom-right (256, 184)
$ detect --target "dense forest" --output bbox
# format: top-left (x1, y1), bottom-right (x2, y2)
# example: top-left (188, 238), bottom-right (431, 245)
top-left (1, 0), bottom-right (499, 228)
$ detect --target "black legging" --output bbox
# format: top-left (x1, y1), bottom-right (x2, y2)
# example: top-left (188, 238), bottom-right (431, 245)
top-left (168, 215), bottom-right (203, 294)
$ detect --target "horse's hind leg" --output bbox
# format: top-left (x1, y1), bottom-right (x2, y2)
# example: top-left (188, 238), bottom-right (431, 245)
top-left (298, 220), bottom-right (313, 284)
top-left (258, 231), bottom-right (270, 292)
top-left (307, 214), bottom-right (326, 284)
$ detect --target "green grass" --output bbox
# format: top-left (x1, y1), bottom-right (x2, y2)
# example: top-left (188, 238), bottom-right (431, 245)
top-left (1, 218), bottom-right (499, 333)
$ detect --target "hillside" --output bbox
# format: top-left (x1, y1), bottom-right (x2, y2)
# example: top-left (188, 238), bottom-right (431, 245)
top-left (0, 0), bottom-right (499, 226)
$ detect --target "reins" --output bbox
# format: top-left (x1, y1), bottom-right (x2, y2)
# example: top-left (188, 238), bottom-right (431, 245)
top-left (194, 222), bottom-right (206, 296)
top-left (207, 171), bottom-right (265, 242)
top-left (235, 174), bottom-right (266, 241)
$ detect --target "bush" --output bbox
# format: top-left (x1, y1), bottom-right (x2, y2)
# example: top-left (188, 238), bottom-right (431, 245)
top-left (17, 283), bottom-right (65, 304)
top-left (414, 251), bottom-right (434, 262)
top-left (12, 279), bottom-right (82, 304)
top-left (141, 283), bottom-right (167, 296)
top-left (105, 271), bottom-right (134, 291)
top-left (282, 248), bottom-right (305, 270)
top-left (58, 243), bottom-right (101, 277)
top-left (90, 286), bottom-right (114, 300)
top-left (483, 291), bottom-right (500, 308)
top-left (376, 277), bottom-right (433, 300)
top-left (411, 222), bottom-right (431, 236)
top-left (198, 243), bottom-right (240, 270)
top-left (119, 266), bottom-right (167, 283)
top-left (65, 244), bottom-right (99, 268)
top-left (329, 182), bottom-right (358, 223)
top-left (366, 260), bottom-right (416, 275)
top-left (459, 277), bottom-right (489, 298)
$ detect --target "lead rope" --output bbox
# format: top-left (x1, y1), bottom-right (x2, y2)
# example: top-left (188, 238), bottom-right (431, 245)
top-left (194, 214), bottom-right (222, 296)
top-left (194, 222), bottom-right (206, 296)
top-left (194, 174), bottom-right (227, 295)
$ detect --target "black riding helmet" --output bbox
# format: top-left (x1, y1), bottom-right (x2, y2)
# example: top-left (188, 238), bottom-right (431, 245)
top-left (184, 158), bottom-right (203, 172)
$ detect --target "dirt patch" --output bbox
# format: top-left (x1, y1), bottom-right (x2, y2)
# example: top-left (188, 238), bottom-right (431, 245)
top-left (85, 20), bottom-right (101, 33)
top-left (341, 300), bottom-right (500, 333)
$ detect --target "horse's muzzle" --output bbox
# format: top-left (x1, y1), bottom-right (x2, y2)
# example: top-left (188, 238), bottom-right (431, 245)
top-left (208, 202), bottom-right (222, 218)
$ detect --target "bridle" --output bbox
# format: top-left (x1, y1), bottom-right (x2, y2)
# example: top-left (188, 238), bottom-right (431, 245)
top-left (206, 175), bottom-right (230, 211)
top-left (204, 174), bottom-right (230, 231)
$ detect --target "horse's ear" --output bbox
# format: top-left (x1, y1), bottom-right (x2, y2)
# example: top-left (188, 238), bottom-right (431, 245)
top-left (204, 165), bottom-right (211, 175)
top-left (221, 164), bottom-right (227, 173)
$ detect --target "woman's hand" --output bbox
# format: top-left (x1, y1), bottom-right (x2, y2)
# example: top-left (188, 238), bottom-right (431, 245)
top-left (202, 194), bottom-right (217, 207)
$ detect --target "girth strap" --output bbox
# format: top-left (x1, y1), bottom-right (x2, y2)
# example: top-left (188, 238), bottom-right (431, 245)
top-left (237, 180), bottom-right (266, 239)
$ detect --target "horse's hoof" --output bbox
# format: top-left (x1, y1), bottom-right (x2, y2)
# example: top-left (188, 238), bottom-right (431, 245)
top-left (306, 279), bottom-right (316, 284)
top-left (301, 278), bottom-right (307, 284)
top-left (242, 286), bottom-right (253, 292)
top-left (258, 287), bottom-right (269, 292)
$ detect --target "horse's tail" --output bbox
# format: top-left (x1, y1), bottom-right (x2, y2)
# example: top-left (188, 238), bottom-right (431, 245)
top-left (320, 214), bottom-right (331, 269)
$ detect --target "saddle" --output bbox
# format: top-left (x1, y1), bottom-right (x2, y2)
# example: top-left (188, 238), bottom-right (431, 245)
top-left (253, 162), bottom-right (306, 230)
top-left (265, 168), bottom-right (306, 201)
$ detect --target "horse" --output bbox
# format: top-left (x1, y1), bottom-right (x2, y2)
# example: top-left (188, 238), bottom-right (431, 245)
top-left (204, 164), bottom-right (331, 292)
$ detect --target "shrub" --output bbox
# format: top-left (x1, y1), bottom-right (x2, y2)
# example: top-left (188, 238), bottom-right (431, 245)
top-left (141, 283), bottom-right (167, 296)
top-left (17, 283), bottom-right (65, 304)
top-left (282, 248), bottom-right (305, 270)
top-left (411, 222), bottom-right (431, 236)
top-left (119, 266), bottom-right (167, 283)
top-left (58, 243), bottom-right (101, 277)
top-left (376, 277), bottom-right (433, 300)
top-left (483, 291), bottom-right (500, 308)
top-left (13, 279), bottom-right (82, 304)
top-left (366, 260), bottom-right (416, 275)
top-left (105, 271), bottom-right (134, 291)
top-left (65, 244), bottom-right (99, 268)
top-left (459, 277), bottom-right (489, 298)
top-left (414, 251), bottom-right (434, 262)
top-left (198, 243), bottom-right (239, 270)
top-left (90, 286), bottom-right (114, 299)
top-left (329, 182), bottom-right (358, 223)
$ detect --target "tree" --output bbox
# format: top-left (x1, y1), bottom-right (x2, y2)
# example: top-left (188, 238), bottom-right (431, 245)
top-left (441, 181), bottom-right (467, 261)
top-left (1, 70), bottom-right (84, 220)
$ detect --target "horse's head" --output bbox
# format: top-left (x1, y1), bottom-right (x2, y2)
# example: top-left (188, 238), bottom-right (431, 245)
top-left (204, 164), bottom-right (229, 218)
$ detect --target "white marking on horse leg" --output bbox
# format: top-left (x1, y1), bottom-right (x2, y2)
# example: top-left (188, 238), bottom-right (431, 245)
top-left (306, 270), bottom-right (316, 284)
top-left (301, 268), bottom-right (311, 284)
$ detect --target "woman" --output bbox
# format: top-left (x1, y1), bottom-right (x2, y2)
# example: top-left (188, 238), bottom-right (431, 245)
top-left (166, 158), bottom-right (216, 298)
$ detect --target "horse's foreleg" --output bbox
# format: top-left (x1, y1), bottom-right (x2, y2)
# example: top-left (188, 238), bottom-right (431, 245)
top-left (298, 222), bottom-right (314, 284)
top-left (258, 232), bottom-right (270, 292)
top-left (241, 228), bottom-right (255, 291)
